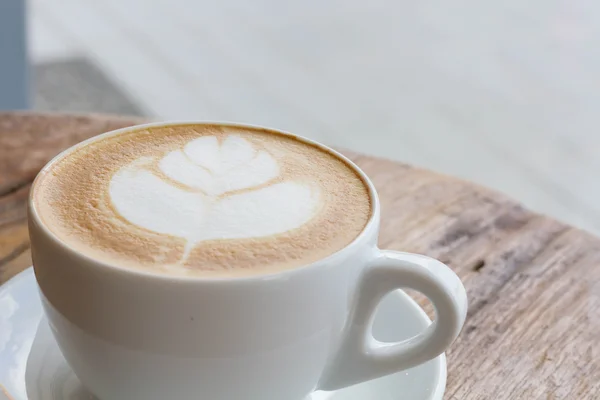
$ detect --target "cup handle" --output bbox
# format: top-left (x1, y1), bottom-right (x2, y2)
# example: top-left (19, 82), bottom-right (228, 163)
top-left (317, 249), bottom-right (468, 391)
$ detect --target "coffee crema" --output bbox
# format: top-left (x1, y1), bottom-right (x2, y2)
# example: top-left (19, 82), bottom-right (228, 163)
top-left (33, 124), bottom-right (371, 277)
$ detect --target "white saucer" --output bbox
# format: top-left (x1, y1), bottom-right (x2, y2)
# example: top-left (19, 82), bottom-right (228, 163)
top-left (0, 268), bottom-right (446, 400)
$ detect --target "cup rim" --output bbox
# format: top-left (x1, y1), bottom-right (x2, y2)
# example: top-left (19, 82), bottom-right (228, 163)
top-left (29, 120), bottom-right (381, 283)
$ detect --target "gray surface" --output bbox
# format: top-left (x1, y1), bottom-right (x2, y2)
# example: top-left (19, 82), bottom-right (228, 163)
top-left (0, 0), bottom-right (29, 109)
top-left (33, 57), bottom-right (146, 116)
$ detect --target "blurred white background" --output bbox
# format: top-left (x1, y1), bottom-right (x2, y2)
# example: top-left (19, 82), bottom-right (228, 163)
top-left (28, 0), bottom-right (600, 235)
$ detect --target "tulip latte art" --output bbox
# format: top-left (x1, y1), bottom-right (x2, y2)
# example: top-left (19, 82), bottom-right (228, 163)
top-left (33, 124), bottom-right (371, 276)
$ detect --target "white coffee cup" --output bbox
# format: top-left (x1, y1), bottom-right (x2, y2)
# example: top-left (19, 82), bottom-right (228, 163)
top-left (29, 122), bottom-right (467, 400)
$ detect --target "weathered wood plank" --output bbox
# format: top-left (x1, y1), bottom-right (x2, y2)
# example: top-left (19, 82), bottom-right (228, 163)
top-left (1, 112), bottom-right (600, 399)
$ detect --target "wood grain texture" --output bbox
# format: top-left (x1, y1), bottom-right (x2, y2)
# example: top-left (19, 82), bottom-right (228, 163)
top-left (1, 112), bottom-right (599, 399)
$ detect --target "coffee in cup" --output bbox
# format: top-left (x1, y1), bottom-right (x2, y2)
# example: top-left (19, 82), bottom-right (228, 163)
top-left (33, 124), bottom-right (371, 277)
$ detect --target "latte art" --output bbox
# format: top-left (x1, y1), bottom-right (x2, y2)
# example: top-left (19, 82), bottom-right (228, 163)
top-left (159, 135), bottom-right (279, 196)
top-left (109, 135), bottom-right (321, 262)
top-left (33, 124), bottom-right (371, 277)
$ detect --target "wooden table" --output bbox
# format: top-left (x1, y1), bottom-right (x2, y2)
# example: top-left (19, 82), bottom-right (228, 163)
top-left (1, 112), bottom-right (599, 399)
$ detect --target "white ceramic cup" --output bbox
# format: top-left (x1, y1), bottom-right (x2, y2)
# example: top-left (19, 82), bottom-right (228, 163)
top-left (29, 122), bottom-right (468, 400)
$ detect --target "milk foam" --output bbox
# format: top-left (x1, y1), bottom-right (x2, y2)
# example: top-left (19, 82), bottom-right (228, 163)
top-left (34, 124), bottom-right (371, 277)
top-left (109, 135), bottom-right (320, 262)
